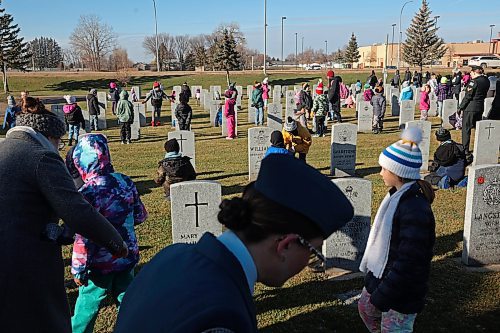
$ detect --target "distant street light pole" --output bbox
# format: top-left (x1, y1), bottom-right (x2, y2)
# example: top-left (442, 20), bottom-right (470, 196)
top-left (490, 24), bottom-right (496, 54)
top-left (152, 0), bottom-right (160, 72)
top-left (301, 36), bottom-right (304, 54)
top-left (391, 23), bottom-right (396, 66)
top-left (264, 0), bottom-right (267, 74)
top-left (434, 15), bottom-right (440, 29)
top-left (398, 0), bottom-right (414, 70)
top-left (295, 32), bottom-right (298, 70)
top-left (325, 40), bottom-right (328, 63)
top-left (281, 16), bottom-right (287, 70)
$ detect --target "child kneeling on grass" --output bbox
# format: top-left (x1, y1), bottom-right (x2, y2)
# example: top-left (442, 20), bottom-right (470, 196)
top-left (68, 134), bottom-right (148, 333)
top-left (154, 138), bottom-right (197, 199)
top-left (358, 127), bottom-right (435, 333)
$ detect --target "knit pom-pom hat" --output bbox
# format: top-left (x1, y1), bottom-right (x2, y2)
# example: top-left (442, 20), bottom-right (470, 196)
top-left (379, 127), bottom-right (423, 180)
top-left (16, 111), bottom-right (66, 139)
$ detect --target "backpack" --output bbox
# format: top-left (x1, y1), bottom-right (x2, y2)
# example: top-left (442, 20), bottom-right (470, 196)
top-left (151, 90), bottom-right (163, 107)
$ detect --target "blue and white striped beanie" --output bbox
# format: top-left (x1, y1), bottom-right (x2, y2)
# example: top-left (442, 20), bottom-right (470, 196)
top-left (378, 127), bottom-right (423, 180)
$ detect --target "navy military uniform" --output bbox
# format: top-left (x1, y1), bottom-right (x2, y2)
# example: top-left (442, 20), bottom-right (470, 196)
top-left (458, 67), bottom-right (489, 156)
top-left (114, 154), bottom-right (354, 333)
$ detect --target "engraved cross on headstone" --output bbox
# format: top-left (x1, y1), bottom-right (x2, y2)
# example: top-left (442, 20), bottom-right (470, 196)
top-left (184, 192), bottom-right (208, 227)
top-left (485, 123), bottom-right (495, 140)
top-left (177, 133), bottom-right (187, 152)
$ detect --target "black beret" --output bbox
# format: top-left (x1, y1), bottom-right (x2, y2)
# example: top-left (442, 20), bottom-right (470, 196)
top-left (255, 154), bottom-right (354, 239)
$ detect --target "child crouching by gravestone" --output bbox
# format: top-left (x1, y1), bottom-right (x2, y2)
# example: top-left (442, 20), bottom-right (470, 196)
top-left (424, 128), bottom-right (468, 189)
top-left (264, 130), bottom-right (293, 157)
top-left (282, 117), bottom-right (312, 162)
top-left (116, 90), bottom-right (134, 144)
top-left (154, 138), bottom-right (196, 199)
top-left (63, 95), bottom-right (85, 146)
top-left (67, 134), bottom-right (147, 333)
top-left (370, 86), bottom-right (386, 134)
top-left (358, 127), bottom-right (435, 333)
top-left (175, 96), bottom-right (193, 131)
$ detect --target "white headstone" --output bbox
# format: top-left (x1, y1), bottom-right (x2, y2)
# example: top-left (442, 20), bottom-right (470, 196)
top-left (330, 123), bottom-right (357, 177)
top-left (170, 181), bottom-right (222, 244)
top-left (323, 178), bottom-right (372, 271)
top-left (168, 130), bottom-right (196, 169)
top-left (210, 86), bottom-right (222, 100)
top-left (483, 97), bottom-right (494, 119)
top-left (405, 120), bottom-right (432, 171)
top-left (442, 99), bottom-right (458, 130)
top-left (357, 101), bottom-right (373, 133)
top-left (203, 90), bottom-right (211, 110)
top-left (81, 108), bottom-right (90, 132)
top-left (428, 92), bottom-right (438, 117)
top-left (472, 120), bottom-right (500, 166)
top-left (131, 86), bottom-right (141, 101)
top-left (171, 102), bottom-right (178, 128)
top-left (131, 103), bottom-right (141, 140)
top-left (267, 103), bottom-right (283, 130)
top-left (285, 90), bottom-right (296, 120)
top-left (192, 85), bottom-right (202, 99)
top-left (248, 127), bottom-right (273, 181)
top-left (247, 85), bottom-right (253, 99)
top-left (236, 86), bottom-right (243, 109)
top-left (399, 100), bottom-right (415, 128)
top-left (459, 91), bottom-right (466, 104)
top-left (273, 88), bottom-right (281, 103)
top-left (132, 101), bottom-right (146, 127)
top-left (248, 100), bottom-right (256, 123)
top-left (462, 164), bottom-right (500, 266)
top-left (173, 85), bottom-right (182, 100)
top-left (384, 84), bottom-right (391, 98)
top-left (97, 92), bottom-right (107, 129)
top-left (390, 89), bottom-right (400, 116)
top-left (209, 101), bottom-right (220, 126)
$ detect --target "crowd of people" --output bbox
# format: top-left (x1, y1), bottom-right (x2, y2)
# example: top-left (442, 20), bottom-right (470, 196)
top-left (0, 65), bottom-right (497, 332)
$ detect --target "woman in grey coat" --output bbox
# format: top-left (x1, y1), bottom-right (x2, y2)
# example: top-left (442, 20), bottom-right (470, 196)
top-left (0, 98), bottom-right (128, 333)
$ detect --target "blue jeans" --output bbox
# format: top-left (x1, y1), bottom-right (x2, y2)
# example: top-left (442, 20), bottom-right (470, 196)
top-left (68, 124), bottom-right (80, 141)
top-left (90, 115), bottom-right (98, 130)
top-left (255, 107), bottom-right (264, 125)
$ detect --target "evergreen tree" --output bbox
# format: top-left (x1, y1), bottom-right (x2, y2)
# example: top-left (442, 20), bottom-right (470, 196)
top-left (29, 37), bottom-right (63, 70)
top-left (332, 48), bottom-right (345, 65)
top-left (343, 33), bottom-right (361, 66)
top-left (0, 1), bottom-right (30, 92)
top-left (402, 0), bottom-right (446, 72)
top-left (213, 29), bottom-right (241, 86)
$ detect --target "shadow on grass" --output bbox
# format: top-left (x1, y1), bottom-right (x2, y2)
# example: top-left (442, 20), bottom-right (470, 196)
top-left (134, 179), bottom-right (156, 195)
top-left (222, 184), bottom-right (247, 196)
top-left (356, 166), bottom-right (381, 177)
top-left (269, 77), bottom-right (321, 87)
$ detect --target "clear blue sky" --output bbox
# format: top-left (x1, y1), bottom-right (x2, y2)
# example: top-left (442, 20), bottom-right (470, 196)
top-left (3, 0), bottom-right (500, 62)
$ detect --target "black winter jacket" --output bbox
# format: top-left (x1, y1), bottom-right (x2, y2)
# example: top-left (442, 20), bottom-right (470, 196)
top-left (459, 75), bottom-right (489, 113)
top-left (365, 182), bottom-right (435, 314)
top-left (63, 104), bottom-right (85, 127)
top-left (175, 103), bottom-right (193, 120)
top-left (328, 77), bottom-right (340, 106)
top-left (87, 94), bottom-right (100, 116)
top-left (154, 156), bottom-right (196, 196)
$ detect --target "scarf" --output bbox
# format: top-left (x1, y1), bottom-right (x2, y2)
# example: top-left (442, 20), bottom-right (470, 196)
top-left (164, 151), bottom-right (182, 159)
top-left (359, 181), bottom-right (415, 279)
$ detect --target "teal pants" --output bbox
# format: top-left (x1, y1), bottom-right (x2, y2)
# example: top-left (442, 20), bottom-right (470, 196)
top-left (71, 269), bottom-right (134, 333)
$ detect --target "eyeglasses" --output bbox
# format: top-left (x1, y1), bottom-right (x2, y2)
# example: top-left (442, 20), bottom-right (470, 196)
top-left (296, 235), bottom-right (325, 264)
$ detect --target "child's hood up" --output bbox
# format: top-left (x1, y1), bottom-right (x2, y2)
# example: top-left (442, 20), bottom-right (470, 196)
top-left (72, 134), bottom-right (114, 182)
top-left (120, 90), bottom-right (129, 100)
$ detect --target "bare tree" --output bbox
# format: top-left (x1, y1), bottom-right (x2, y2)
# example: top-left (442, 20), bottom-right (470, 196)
top-left (63, 48), bottom-right (83, 70)
top-left (143, 33), bottom-right (175, 70)
top-left (174, 35), bottom-right (191, 70)
top-left (70, 15), bottom-right (116, 71)
top-left (190, 35), bottom-right (208, 68)
top-left (108, 48), bottom-right (132, 71)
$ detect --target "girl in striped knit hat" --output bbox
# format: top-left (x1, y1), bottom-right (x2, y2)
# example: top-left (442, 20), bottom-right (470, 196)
top-left (358, 127), bottom-right (436, 333)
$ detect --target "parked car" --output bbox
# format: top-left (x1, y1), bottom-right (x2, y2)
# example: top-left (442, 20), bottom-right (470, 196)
top-left (468, 55), bottom-right (500, 68)
top-left (305, 64), bottom-right (321, 70)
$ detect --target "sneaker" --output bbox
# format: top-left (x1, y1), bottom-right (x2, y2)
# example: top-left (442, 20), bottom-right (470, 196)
top-left (312, 134), bottom-right (319, 137)
top-left (225, 137), bottom-right (234, 140)
top-left (151, 121), bottom-right (155, 127)
top-left (126, 140), bottom-right (131, 144)
top-left (156, 121), bottom-right (161, 126)
top-left (121, 141), bottom-right (125, 145)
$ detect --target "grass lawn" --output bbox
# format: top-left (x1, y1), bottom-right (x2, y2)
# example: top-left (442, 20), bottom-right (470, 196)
top-left (1, 71), bottom-right (499, 332)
